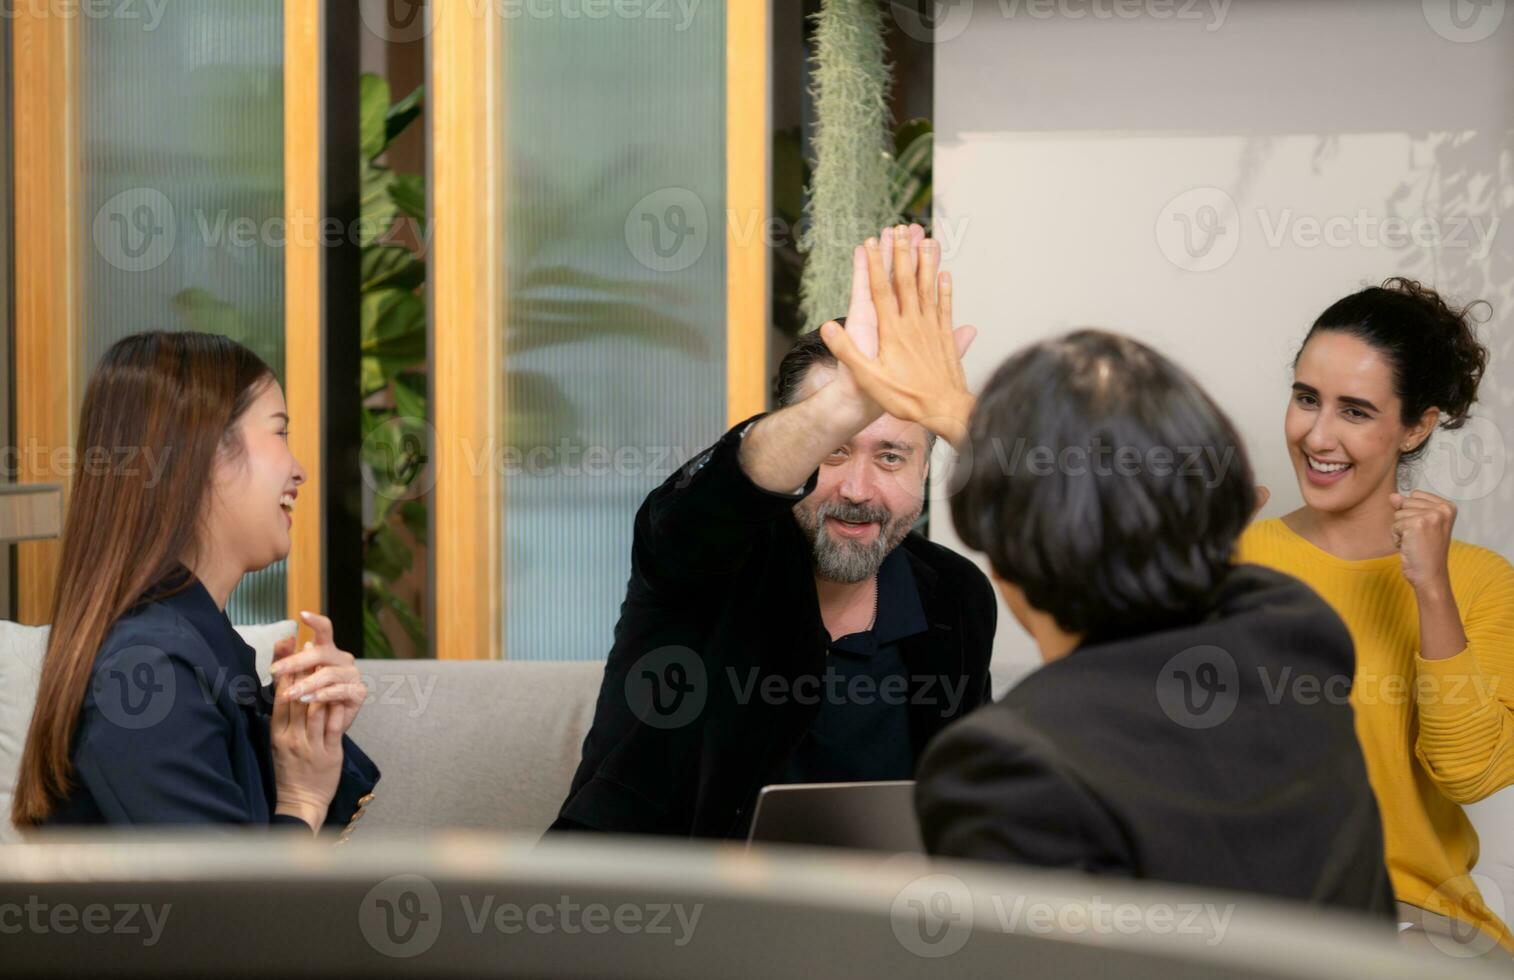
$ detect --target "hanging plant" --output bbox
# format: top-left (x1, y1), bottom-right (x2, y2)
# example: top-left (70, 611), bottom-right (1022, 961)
top-left (798, 0), bottom-right (900, 334)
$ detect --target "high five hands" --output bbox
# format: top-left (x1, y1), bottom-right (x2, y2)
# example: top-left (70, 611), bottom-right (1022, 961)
top-left (821, 225), bottom-right (979, 449)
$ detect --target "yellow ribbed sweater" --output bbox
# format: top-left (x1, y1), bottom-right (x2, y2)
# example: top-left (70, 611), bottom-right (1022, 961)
top-left (1237, 518), bottom-right (1514, 952)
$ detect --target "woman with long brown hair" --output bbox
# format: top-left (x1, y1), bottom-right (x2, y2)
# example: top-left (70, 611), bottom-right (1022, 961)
top-left (12, 331), bottom-right (378, 831)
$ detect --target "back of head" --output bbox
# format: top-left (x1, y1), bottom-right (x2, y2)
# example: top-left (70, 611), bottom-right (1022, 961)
top-left (949, 330), bottom-right (1256, 641)
top-left (12, 330), bottom-right (273, 826)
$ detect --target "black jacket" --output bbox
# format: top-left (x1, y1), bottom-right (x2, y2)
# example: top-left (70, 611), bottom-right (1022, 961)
top-left (555, 414), bottom-right (997, 838)
top-left (916, 563), bottom-right (1394, 917)
top-left (46, 571), bottom-right (379, 830)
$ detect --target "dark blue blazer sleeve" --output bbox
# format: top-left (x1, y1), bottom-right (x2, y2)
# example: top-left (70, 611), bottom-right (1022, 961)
top-left (254, 681), bottom-right (380, 831)
top-left (323, 734), bottom-right (380, 828)
top-left (74, 643), bottom-right (259, 825)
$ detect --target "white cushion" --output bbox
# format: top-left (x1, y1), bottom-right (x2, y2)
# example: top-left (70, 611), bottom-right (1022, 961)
top-left (0, 619), bottom-right (294, 841)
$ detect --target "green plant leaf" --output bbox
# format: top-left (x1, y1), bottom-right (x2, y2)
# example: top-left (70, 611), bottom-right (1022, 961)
top-left (365, 521), bottom-right (414, 581)
top-left (369, 577), bottom-right (427, 649)
top-left (399, 499), bottom-right (428, 547)
top-left (894, 117), bottom-right (932, 157)
top-left (361, 160), bottom-right (399, 248)
top-left (385, 84), bottom-right (425, 149)
top-left (362, 244), bottom-right (426, 293)
top-left (392, 372), bottom-right (427, 421)
top-left (359, 73), bottom-right (392, 162)
top-left (362, 602), bottom-right (396, 659)
top-left (390, 172), bottom-right (426, 227)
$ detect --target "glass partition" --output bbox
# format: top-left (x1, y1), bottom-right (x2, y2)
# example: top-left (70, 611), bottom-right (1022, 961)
top-left (79, 1), bottom-right (286, 624)
top-left (501, 7), bottom-right (729, 659)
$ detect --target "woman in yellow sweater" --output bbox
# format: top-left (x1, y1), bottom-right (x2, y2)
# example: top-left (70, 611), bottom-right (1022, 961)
top-left (1236, 278), bottom-right (1514, 956)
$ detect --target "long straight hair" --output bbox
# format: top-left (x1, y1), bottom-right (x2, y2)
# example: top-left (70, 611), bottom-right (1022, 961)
top-left (11, 331), bottom-right (274, 826)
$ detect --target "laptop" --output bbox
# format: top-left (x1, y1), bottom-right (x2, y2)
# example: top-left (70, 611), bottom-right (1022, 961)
top-left (744, 780), bottom-right (925, 853)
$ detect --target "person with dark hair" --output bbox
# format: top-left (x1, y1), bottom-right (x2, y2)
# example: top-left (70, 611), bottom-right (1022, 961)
top-left (821, 232), bottom-right (1393, 914)
top-left (1237, 279), bottom-right (1514, 953)
top-left (552, 226), bottom-right (996, 838)
top-left (13, 331), bottom-right (378, 832)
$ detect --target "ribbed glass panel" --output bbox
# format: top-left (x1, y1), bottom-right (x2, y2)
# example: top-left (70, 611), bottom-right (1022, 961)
top-left (502, 9), bottom-right (728, 660)
top-left (79, 2), bottom-right (285, 625)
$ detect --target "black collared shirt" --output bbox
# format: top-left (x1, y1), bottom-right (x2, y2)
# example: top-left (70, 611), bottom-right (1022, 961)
top-left (777, 544), bottom-right (929, 784)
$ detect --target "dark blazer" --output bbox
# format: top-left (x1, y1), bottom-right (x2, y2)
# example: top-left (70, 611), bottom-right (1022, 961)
top-left (555, 413), bottom-right (997, 838)
top-left (45, 570), bottom-right (379, 830)
top-left (916, 563), bottom-right (1394, 917)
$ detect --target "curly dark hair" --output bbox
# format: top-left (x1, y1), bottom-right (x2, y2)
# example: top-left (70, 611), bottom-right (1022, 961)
top-left (948, 330), bottom-right (1256, 641)
top-left (1301, 278), bottom-right (1490, 463)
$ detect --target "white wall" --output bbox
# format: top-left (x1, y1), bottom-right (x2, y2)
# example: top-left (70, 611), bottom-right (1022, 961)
top-left (928, 0), bottom-right (1512, 910)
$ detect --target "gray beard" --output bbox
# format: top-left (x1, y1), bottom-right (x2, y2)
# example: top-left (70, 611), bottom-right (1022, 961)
top-left (796, 499), bottom-right (917, 584)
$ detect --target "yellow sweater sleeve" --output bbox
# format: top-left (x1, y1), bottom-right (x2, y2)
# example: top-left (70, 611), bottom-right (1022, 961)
top-left (1414, 548), bottom-right (1514, 804)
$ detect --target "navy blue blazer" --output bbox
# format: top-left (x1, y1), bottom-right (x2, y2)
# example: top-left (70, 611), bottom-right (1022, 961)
top-left (45, 570), bottom-right (380, 830)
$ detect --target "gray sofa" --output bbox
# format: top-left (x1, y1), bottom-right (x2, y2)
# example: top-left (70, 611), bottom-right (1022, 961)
top-left (0, 620), bottom-right (604, 841)
top-left (2, 618), bottom-right (1511, 931)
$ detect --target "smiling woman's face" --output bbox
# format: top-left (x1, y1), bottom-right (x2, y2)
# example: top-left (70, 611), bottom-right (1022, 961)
top-left (1285, 331), bottom-right (1434, 514)
top-left (204, 380), bottom-right (307, 573)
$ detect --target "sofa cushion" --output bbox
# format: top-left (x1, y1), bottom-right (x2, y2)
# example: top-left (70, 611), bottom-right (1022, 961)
top-left (344, 659), bottom-right (603, 838)
top-left (0, 620), bottom-right (294, 841)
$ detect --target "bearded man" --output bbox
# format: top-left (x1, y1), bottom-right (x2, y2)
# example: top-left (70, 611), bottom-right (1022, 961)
top-left (552, 228), bottom-right (996, 838)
